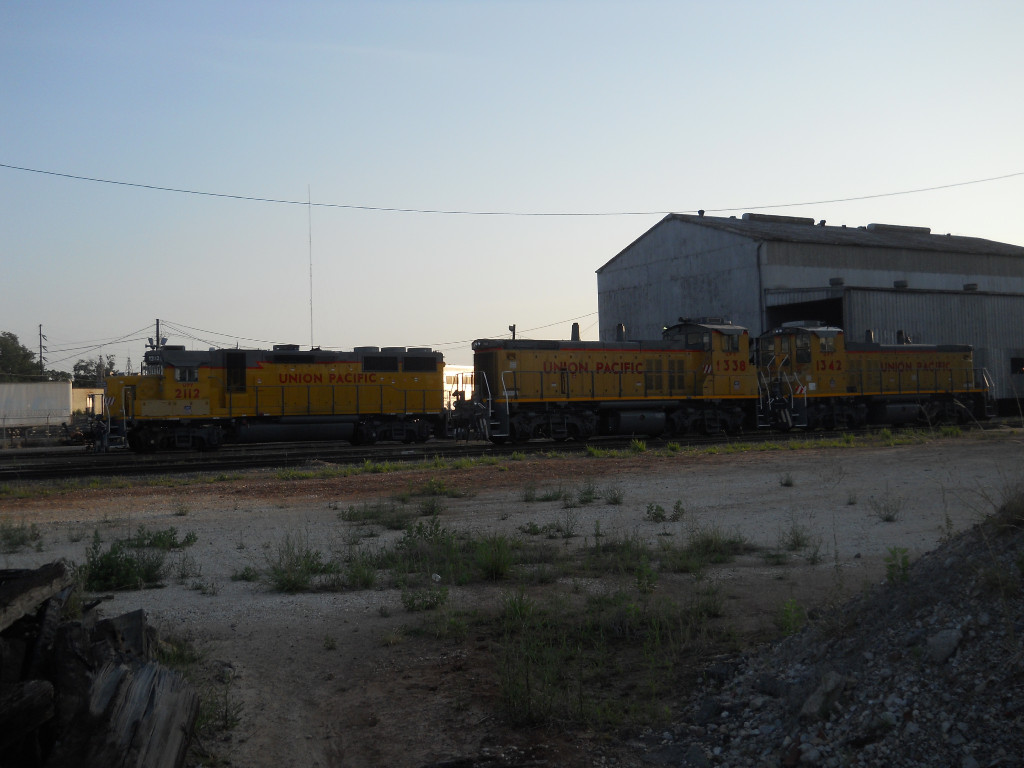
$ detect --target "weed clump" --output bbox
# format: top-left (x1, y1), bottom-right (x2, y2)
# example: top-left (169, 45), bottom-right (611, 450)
top-left (263, 531), bottom-right (338, 592)
top-left (83, 530), bottom-right (168, 590)
top-left (0, 520), bottom-right (42, 553)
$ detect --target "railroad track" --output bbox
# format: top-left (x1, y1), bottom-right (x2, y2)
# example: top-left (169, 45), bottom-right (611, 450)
top-left (0, 441), bottom-right (506, 483)
top-left (0, 422), bottom-right (1005, 485)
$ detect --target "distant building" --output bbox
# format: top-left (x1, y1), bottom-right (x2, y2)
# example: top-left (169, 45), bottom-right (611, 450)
top-left (597, 213), bottom-right (1024, 402)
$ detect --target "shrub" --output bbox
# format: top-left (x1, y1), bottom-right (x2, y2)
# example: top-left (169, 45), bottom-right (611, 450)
top-left (417, 497), bottom-right (446, 516)
top-left (996, 482), bottom-right (1024, 525)
top-left (263, 531), bottom-right (337, 592)
top-left (685, 523), bottom-right (749, 564)
top-left (475, 534), bottom-right (515, 581)
top-left (401, 585), bottom-right (449, 611)
top-left (84, 531), bottom-right (166, 590)
top-left (125, 525), bottom-right (197, 550)
top-left (603, 486), bottom-right (624, 505)
top-left (645, 503), bottom-right (667, 523)
top-left (777, 598), bottom-right (806, 635)
top-left (0, 520), bottom-right (42, 554)
top-left (346, 549), bottom-right (379, 589)
top-left (884, 546), bottom-right (910, 583)
top-left (575, 481), bottom-right (598, 505)
top-left (869, 492), bottom-right (904, 523)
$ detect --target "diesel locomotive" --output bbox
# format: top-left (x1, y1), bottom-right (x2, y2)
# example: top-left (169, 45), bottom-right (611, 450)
top-left (102, 318), bottom-right (994, 450)
top-left (471, 319), bottom-right (758, 442)
top-left (471, 319), bottom-right (995, 442)
top-left (103, 343), bottom-right (445, 451)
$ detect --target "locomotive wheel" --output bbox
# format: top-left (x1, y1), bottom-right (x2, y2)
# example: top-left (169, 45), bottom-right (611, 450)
top-left (509, 423), bottom-right (530, 444)
top-left (352, 424), bottom-right (378, 446)
top-left (127, 429), bottom-right (156, 453)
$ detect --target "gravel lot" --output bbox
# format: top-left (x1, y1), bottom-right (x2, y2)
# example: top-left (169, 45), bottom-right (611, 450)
top-left (2, 429), bottom-right (1021, 767)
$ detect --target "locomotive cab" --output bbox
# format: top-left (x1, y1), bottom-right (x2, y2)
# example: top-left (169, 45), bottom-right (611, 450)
top-left (755, 323), bottom-right (859, 430)
top-left (758, 323), bottom-right (848, 395)
top-left (661, 318), bottom-right (756, 399)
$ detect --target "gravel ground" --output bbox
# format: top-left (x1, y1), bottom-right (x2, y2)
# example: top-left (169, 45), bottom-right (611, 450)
top-left (1, 429), bottom-right (1022, 767)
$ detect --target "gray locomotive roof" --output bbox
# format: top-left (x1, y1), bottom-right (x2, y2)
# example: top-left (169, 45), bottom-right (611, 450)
top-left (149, 346), bottom-right (442, 366)
top-left (663, 318), bottom-right (747, 336)
top-left (761, 324), bottom-right (843, 338)
top-left (598, 213), bottom-right (1024, 272)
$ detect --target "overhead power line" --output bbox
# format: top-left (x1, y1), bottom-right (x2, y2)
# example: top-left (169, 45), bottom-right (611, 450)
top-left (2, 162), bottom-right (1021, 217)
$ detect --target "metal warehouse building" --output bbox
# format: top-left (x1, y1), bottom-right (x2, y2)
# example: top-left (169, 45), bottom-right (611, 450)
top-left (596, 212), bottom-right (1024, 402)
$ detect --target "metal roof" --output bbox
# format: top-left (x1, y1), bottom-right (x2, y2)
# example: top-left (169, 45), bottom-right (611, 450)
top-left (598, 213), bottom-right (1024, 272)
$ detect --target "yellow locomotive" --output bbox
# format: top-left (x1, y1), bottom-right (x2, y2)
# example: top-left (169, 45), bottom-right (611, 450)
top-left (104, 343), bottom-right (445, 450)
top-left (104, 319), bottom-right (995, 450)
top-left (757, 323), bottom-right (994, 429)
top-left (472, 318), bottom-right (758, 441)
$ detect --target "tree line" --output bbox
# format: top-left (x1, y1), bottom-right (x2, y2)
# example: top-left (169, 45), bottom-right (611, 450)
top-left (0, 331), bottom-right (120, 386)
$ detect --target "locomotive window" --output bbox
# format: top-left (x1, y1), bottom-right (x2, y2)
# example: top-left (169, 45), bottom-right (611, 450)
top-left (819, 336), bottom-right (836, 353)
top-left (685, 332), bottom-right (711, 351)
top-left (719, 335), bottom-right (739, 353)
top-left (226, 352), bottom-right (246, 392)
top-left (364, 355), bottom-right (399, 372)
top-left (403, 356), bottom-right (438, 372)
top-left (795, 335), bottom-right (811, 364)
top-left (174, 367), bottom-right (198, 383)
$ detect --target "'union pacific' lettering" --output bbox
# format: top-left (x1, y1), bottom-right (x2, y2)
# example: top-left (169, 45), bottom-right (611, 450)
top-left (278, 372), bottom-right (378, 384)
top-left (596, 361), bottom-right (643, 374)
top-left (330, 372), bottom-right (377, 384)
top-left (880, 361), bottom-right (952, 372)
top-left (542, 361), bottom-right (643, 374)
top-left (543, 361), bottom-right (591, 373)
top-left (280, 373), bottom-right (323, 384)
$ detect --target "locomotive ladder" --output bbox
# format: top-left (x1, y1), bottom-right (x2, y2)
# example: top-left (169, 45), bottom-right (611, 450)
top-left (756, 365), bottom-right (808, 429)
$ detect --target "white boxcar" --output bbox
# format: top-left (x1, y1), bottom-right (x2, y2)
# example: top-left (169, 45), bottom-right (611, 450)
top-left (0, 381), bottom-right (73, 433)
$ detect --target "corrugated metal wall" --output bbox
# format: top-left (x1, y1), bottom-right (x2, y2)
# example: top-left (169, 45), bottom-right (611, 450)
top-left (597, 220), bottom-right (761, 340)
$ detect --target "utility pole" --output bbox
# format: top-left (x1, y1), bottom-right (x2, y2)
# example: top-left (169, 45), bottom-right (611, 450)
top-left (38, 324), bottom-right (46, 377)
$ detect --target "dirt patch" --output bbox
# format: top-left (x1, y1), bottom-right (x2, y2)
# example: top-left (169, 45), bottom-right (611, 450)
top-left (2, 430), bottom-right (1022, 767)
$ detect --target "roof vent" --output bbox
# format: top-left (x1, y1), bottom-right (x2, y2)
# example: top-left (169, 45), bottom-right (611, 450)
top-left (829, 277), bottom-right (845, 286)
top-left (866, 223), bottom-right (932, 235)
top-left (894, 280), bottom-right (908, 289)
top-left (741, 213), bottom-right (815, 226)
top-left (964, 283), bottom-right (978, 291)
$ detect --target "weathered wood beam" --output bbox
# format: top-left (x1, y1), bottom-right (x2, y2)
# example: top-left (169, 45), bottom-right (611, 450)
top-left (0, 561), bottom-right (75, 634)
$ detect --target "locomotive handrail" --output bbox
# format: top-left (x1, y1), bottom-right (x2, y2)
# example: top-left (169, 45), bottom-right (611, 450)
top-left (980, 367), bottom-right (994, 392)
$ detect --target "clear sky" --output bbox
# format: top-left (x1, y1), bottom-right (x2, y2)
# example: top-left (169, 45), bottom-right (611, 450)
top-left (3, 0), bottom-right (1022, 373)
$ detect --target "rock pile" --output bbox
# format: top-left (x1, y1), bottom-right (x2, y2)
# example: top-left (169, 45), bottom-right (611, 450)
top-left (638, 497), bottom-right (1024, 767)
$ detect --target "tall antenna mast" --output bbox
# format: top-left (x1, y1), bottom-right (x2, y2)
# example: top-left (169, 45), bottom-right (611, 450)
top-left (308, 185), bottom-right (314, 348)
